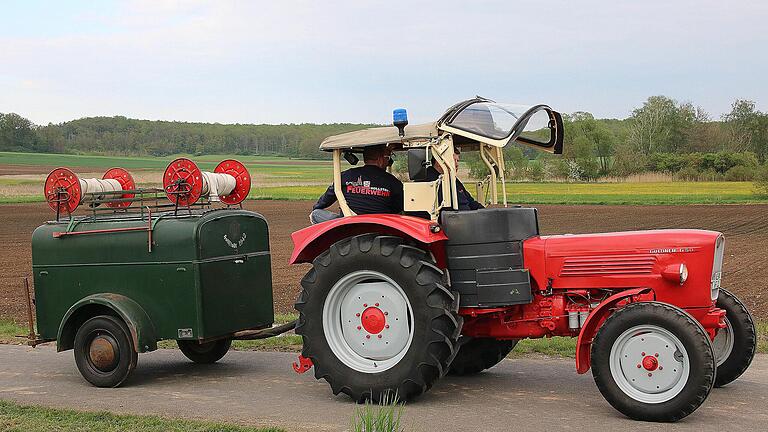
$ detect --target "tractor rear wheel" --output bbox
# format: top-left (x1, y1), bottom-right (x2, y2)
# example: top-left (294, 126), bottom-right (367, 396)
top-left (591, 302), bottom-right (715, 422)
top-left (177, 339), bottom-right (232, 364)
top-left (74, 315), bottom-right (138, 388)
top-left (295, 234), bottom-right (461, 402)
top-left (448, 337), bottom-right (518, 375)
top-left (713, 288), bottom-right (756, 387)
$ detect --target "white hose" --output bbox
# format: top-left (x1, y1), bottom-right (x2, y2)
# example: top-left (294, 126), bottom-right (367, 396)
top-left (79, 178), bottom-right (122, 203)
top-left (201, 172), bottom-right (237, 202)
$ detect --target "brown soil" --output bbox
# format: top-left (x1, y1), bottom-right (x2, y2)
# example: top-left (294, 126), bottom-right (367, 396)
top-left (1, 202), bottom-right (766, 326)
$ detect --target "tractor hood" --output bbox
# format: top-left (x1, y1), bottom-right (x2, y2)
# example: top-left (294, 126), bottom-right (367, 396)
top-left (524, 229), bottom-right (724, 309)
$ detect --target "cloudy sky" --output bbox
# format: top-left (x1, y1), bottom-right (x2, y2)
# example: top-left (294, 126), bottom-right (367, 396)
top-left (1, 0), bottom-right (766, 125)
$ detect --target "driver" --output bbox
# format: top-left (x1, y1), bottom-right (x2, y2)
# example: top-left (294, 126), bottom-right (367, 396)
top-left (310, 144), bottom-right (403, 224)
top-left (426, 147), bottom-right (483, 211)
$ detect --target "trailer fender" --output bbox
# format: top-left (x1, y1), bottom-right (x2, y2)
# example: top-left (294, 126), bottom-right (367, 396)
top-left (575, 287), bottom-right (653, 374)
top-left (289, 214), bottom-right (447, 265)
top-left (57, 293), bottom-right (157, 353)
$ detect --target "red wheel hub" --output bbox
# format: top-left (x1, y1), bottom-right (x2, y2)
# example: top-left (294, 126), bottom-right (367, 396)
top-left (642, 355), bottom-right (659, 371)
top-left (361, 307), bottom-right (386, 334)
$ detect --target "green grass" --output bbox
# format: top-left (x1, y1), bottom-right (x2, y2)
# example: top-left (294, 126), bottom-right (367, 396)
top-left (0, 399), bottom-right (283, 432)
top-left (503, 181), bottom-right (766, 205)
top-left (3, 151), bottom-right (767, 204)
top-left (0, 320), bottom-right (28, 344)
top-left (350, 393), bottom-right (404, 432)
top-left (758, 321), bottom-right (768, 354)
top-left (250, 185), bottom-right (327, 200)
top-left (510, 337), bottom-right (577, 358)
top-left (0, 151), bottom-right (327, 171)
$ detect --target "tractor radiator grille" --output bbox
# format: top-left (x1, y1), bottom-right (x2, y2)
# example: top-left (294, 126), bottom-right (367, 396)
top-left (560, 255), bottom-right (656, 277)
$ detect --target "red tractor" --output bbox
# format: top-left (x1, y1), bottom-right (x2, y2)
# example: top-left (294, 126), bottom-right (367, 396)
top-left (289, 98), bottom-right (756, 422)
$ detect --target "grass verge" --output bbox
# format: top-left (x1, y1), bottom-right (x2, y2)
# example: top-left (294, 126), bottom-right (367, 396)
top-left (0, 399), bottom-right (283, 432)
top-left (0, 320), bottom-right (28, 344)
top-left (5, 316), bottom-right (765, 355)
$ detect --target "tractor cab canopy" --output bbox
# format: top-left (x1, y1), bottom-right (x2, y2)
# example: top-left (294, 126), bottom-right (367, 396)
top-left (319, 97), bottom-right (563, 220)
top-left (319, 97), bottom-right (563, 154)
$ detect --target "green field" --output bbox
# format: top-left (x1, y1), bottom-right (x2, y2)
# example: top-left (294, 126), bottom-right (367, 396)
top-left (0, 400), bottom-right (283, 432)
top-left (2, 151), bottom-right (767, 205)
top-left (0, 151), bottom-right (332, 183)
top-left (250, 181), bottom-right (767, 205)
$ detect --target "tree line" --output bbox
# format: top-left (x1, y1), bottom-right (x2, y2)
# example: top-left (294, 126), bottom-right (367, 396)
top-left (465, 96), bottom-right (768, 182)
top-left (0, 114), bottom-right (373, 159)
top-left (2, 95), bottom-right (767, 182)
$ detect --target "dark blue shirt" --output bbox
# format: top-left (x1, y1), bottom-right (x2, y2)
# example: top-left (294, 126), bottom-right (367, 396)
top-left (314, 165), bottom-right (404, 214)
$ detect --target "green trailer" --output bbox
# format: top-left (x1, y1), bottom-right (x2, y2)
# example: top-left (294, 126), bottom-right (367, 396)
top-left (28, 160), bottom-right (285, 387)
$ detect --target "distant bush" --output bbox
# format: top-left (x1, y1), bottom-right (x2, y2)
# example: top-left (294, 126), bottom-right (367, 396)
top-left (648, 153), bottom-right (687, 173)
top-left (755, 164), bottom-right (768, 197)
top-left (527, 160), bottom-right (546, 182)
top-left (724, 165), bottom-right (756, 181)
top-left (675, 166), bottom-right (701, 181)
top-left (699, 168), bottom-right (724, 181)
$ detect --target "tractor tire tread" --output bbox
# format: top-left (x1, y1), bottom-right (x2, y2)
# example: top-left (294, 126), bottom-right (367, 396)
top-left (295, 233), bottom-right (461, 402)
top-left (714, 288), bottom-right (757, 387)
top-left (591, 301), bottom-right (715, 422)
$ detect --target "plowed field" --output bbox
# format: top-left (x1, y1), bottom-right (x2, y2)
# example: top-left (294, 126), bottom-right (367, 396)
top-left (1, 202), bottom-right (766, 325)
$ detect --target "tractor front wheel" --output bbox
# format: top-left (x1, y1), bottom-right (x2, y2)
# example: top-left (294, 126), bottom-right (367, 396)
top-left (74, 315), bottom-right (138, 388)
top-left (177, 339), bottom-right (232, 364)
top-left (713, 288), bottom-right (756, 387)
top-left (448, 338), bottom-right (518, 375)
top-left (295, 234), bottom-right (461, 402)
top-left (591, 302), bottom-right (715, 422)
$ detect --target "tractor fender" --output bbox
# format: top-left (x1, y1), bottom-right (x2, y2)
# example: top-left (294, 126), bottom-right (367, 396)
top-left (289, 214), bottom-right (448, 265)
top-left (57, 293), bottom-right (158, 353)
top-left (575, 287), bottom-right (653, 374)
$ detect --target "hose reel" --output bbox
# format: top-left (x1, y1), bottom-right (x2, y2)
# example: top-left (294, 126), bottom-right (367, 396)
top-left (44, 167), bottom-right (136, 214)
top-left (162, 158), bottom-right (250, 206)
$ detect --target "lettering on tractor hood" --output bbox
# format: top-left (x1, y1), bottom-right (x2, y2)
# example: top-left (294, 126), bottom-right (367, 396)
top-left (650, 247), bottom-right (697, 254)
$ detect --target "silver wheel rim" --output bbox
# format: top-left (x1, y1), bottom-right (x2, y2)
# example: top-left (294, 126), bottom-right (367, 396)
top-left (322, 270), bottom-right (414, 373)
top-left (713, 317), bottom-right (734, 367)
top-left (609, 324), bottom-right (690, 404)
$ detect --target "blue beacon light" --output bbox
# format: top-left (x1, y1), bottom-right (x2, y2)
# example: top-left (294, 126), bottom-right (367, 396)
top-left (393, 108), bottom-right (408, 137)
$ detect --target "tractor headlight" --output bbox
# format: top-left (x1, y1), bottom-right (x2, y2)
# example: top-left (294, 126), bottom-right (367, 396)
top-left (662, 263), bottom-right (688, 285)
top-left (679, 263), bottom-right (689, 285)
top-left (711, 235), bottom-right (725, 301)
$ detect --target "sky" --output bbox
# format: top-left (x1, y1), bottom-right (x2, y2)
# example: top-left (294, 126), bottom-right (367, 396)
top-left (1, 0), bottom-right (767, 126)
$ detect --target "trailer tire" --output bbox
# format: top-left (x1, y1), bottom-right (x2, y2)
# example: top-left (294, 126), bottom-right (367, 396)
top-left (177, 339), bottom-right (232, 364)
top-left (295, 234), bottom-right (461, 402)
top-left (448, 338), bottom-right (518, 375)
top-left (591, 302), bottom-right (715, 422)
top-left (74, 315), bottom-right (138, 388)
top-left (713, 289), bottom-right (756, 387)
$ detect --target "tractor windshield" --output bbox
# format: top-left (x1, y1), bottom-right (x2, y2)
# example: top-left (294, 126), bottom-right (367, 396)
top-left (447, 102), bottom-right (553, 143)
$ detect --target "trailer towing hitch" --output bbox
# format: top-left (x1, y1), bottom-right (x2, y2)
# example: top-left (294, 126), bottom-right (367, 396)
top-left (292, 355), bottom-right (313, 374)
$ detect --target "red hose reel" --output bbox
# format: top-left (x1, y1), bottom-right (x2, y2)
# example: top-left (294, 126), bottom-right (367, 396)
top-left (162, 158), bottom-right (250, 206)
top-left (44, 167), bottom-right (136, 214)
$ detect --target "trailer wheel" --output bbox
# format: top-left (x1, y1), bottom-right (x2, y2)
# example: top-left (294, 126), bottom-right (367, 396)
top-left (591, 302), bottom-right (715, 422)
top-left (448, 338), bottom-right (518, 375)
top-left (295, 234), bottom-right (461, 402)
top-left (177, 339), bottom-right (232, 364)
top-left (74, 315), bottom-right (138, 388)
top-left (713, 289), bottom-right (756, 387)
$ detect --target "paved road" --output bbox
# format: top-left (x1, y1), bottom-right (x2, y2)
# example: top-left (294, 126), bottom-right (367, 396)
top-left (0, 345), bottom-right (766, 431)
